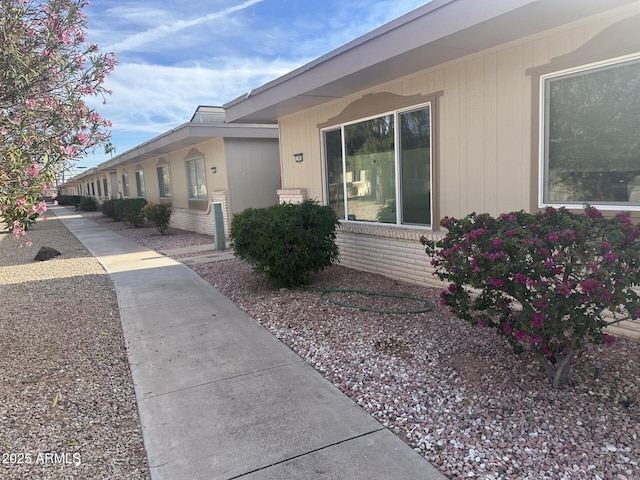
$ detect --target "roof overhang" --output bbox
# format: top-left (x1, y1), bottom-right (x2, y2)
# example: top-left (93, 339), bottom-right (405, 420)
top-left (97, 122), bottom-right (278, 171)
top-left (223, 0), bottom-right (637, 123)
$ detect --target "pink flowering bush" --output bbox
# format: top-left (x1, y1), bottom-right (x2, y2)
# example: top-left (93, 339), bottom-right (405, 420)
top-left (0, 0), bottom-right (116, 240)
top-left (422, 206), bottom-right (640, 387)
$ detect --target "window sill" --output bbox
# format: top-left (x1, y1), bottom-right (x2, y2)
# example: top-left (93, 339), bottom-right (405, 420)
top-left (338, 220), bottom-right (433, 241)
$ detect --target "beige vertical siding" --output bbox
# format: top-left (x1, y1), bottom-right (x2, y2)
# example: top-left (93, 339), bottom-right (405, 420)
top-left (224, 138), bottom-right (280, 214)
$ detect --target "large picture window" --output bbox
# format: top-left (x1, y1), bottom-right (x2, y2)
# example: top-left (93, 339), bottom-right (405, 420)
top-left (324, 104), bottom-right (431, 226)
top-left (186, 157), bottom-right (207, 200)
top-left (541, 55), bottom-right (640, 207)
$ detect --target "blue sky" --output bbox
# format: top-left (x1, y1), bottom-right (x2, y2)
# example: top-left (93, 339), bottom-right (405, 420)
top-left (79, 0), bottom-right (430, 170)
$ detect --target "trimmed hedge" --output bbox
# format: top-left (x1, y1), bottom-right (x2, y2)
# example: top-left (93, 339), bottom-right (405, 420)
top-left (56, 195), bottom-right (82, 207)
top-left (230, 199), bottom-right (340, 287)
top-left (114, 198), bottom-right (147, 227)
top-left (78, 196), bottom-right (99, 212)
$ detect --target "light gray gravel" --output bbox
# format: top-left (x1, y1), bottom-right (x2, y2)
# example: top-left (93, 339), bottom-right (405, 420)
top-left (0, 214), bottom-right (149, 479)
top-left (8, 208), bottom-right (639, 480)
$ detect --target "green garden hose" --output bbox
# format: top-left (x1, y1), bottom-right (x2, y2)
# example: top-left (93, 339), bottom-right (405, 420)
top-left (319, 288), bottom-right (433, 314)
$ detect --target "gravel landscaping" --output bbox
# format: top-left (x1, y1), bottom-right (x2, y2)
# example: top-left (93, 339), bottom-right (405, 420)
top-left (0, 214), bottom-right (149, 480)
top-left (4, 207), bottom-right (639, 480)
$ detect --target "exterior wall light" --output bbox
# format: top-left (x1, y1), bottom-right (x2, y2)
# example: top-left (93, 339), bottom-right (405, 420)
top-left (294, 153), bottom-right (304, 163)
top-left (210, 166), bottom-right (217, 174)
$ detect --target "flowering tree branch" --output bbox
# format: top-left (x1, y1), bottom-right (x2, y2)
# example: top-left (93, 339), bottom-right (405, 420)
top-left (0, 0), bottom-right (117, 243)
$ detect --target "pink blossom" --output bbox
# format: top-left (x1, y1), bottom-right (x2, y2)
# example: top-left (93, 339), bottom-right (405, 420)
top-left (533, 300), bottom-right (549, 309)
top-left (604, 252), bottom-right (618, 262)
top-left (531, 312), bottom-right (544, 328)
top-left (580, 278), bottom-right (602, 295)
top-left (489, 277), bottom-right (504, 288)
top-left (603, 333), bottom-right (616, 346)
top-left (503, 322), bottom-right (512, 335)
top-left (514, 330), bottom-right (528, 342)
top-left (25, 163), bottom-right (39, 177)
top-left (487, 251), bottom-right (504, 261)
top-left (16, 198), bottom-right (26, 206)
top-left (585, 206), bottom-right (602, 218)
top-left (529, 334), bottom-right (543, 344)
top-left (514, 273), bottom-right (528, 284)
top-left (557, 282), bottom-right (572, 297)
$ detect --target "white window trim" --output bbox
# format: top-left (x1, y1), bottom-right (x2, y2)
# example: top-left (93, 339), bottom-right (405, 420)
top-left (538, 52), bottom-right (640, 211)
top-left (157, 164), bottom-right (172, 199)
top-left (185, 156), bottom-right (207, 200)
top-left (321, 102), bottom-right (433, 228)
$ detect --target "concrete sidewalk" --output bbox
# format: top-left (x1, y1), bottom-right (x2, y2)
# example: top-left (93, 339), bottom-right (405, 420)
top-left (52, 206), bottom-right (446, 480)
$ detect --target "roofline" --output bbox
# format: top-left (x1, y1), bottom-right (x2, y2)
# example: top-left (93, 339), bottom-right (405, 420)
top-left (96, 122), bottom-right (278, 171)
top-left (223, 0), bottom-right (638, 123)
top-left (223, 0), bottom-right (457, 112)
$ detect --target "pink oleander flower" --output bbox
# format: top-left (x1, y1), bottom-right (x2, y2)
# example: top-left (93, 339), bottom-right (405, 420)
top-left (25, 163), bottom-right (39, 177)
top-left (16, 198), bottom-right (26, 206)
top-left (603, 333), bottom-right (616, 346)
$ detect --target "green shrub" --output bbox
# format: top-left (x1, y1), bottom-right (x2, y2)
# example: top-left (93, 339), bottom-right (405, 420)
top-left (231, 199), bottom-right (340, 287)
top-left (78, 196), bottom-right (99, 212)
top-left (143, 203), bottom-right (172, 235)
top-left (56, 195), bottom-right (82, 207)
top-left (114, 198), bottom-right (147, 227)
top-left (101, 198), bottom-right (117, 219)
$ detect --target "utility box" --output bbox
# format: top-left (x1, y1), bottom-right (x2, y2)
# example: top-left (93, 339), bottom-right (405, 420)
top-left (212, 202), bottom-right (226, 250)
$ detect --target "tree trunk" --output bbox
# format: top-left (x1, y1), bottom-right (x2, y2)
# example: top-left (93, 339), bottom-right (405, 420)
top-left (535, 348), bottom-right (574, 388)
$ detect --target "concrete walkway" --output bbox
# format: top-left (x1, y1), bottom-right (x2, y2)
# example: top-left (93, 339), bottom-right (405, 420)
top-left (52, 206), bottom-right (446, 480)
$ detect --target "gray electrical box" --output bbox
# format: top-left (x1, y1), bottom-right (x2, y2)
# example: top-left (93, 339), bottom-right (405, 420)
top-left (212, 202), bottom-right (225, 250)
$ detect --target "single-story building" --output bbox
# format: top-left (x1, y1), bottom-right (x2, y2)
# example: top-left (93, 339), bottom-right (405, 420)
top-left (223, 0), bottom-right (640, 338)
top-left (60, 106), bottom-right (281, 238)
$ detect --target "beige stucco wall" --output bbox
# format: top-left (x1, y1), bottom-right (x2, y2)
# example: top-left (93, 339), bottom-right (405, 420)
top-left (275, 3), bottom-right (640, 292)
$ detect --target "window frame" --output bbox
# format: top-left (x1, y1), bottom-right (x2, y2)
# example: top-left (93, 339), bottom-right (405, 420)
top-left (321, 102), bottom-right (433, 228)
top-left (156, 164), bottom-right (172, 199)
top-left (185, 156), bottom-right (208, 201)
top-left (538, 52), bottom-right (640, 211)
top-left (121, 172), bottom-right (130, 197)
top-left (135, 169), bottom-right (146, 198)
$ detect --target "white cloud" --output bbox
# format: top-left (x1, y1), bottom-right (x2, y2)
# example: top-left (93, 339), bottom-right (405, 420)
top-left (103, 0), bottom-right (263, 54)
top-left (88, 56), bottom-right (302, 133)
